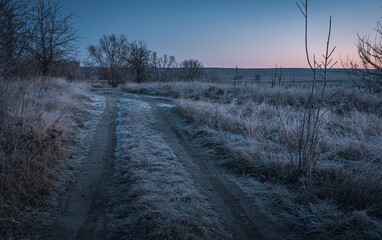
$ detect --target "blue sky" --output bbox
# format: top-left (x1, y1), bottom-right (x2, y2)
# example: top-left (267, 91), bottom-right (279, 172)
top-left (62, 0), bottom-right (381, 68)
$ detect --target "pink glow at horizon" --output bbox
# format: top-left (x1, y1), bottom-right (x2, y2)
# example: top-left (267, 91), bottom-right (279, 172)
top-left (62, 0), bottom-right (380, 68)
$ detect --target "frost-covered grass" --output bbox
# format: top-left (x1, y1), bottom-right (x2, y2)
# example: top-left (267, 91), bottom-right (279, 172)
top-left (178, 99), bottom-right (382, 164)
top-left (0, 78), bottom-right (99, 237)
top-left (123, 81), bottom-right (382, 239)
top-left (177, 99), bottom-right (382, 239)
top-left (178, 100), bottom-right (382, 239)
top-left (123, 81), bottom-right (382, 115)
top-left (109, 97), bottom-right (230, 239)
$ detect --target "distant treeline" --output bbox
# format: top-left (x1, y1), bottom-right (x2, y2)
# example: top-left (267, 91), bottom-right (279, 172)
top-left (82, 66), bottom-right (352, 83)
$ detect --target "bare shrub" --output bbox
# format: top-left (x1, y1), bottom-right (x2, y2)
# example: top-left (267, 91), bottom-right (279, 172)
top-left (344, 16), bottom-right (382, 92)
top-left (50, 61), bottom-right (82, 80)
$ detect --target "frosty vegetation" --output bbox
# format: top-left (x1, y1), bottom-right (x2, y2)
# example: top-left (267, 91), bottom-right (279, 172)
top-left (0, 78), bottom-right (104, 237)
top-left (122, 81), bottom-right (382, 239)
top-left (1, 0), bottom-right (382, 239)
top-left (109, 96), bottom-right (230, 239)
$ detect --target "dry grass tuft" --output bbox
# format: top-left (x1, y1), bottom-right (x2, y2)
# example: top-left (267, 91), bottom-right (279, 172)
top-left (0, 78), bottom-right (91, 237)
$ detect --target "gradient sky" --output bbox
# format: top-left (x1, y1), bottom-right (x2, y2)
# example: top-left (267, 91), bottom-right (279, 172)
top-left (61, 0), bottom-right (381, 68)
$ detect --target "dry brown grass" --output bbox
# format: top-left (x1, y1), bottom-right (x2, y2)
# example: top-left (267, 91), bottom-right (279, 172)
top-left (0, 78), bottom-right (91, 237)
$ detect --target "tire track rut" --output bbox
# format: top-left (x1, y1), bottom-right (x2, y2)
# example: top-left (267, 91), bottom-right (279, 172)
top-left (139, 95), bottom-right (281, 240)
top-left (44, 95), bottom-right (117, 240)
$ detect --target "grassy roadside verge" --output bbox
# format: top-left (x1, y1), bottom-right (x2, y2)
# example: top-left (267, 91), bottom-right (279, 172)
top-left (0, 78), bottom-right (104, 238)
top-left (176, 99), bottom-right (382, 239)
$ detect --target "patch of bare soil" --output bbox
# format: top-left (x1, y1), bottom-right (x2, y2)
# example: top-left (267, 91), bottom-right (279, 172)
top-left (43, 95), bottom-right (117, 240)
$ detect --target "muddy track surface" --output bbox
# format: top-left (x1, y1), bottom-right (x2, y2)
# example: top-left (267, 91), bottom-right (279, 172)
top-left (44, 95), bottom-right (117, 240)
top-left (137, 95), bottom-right (282, 240)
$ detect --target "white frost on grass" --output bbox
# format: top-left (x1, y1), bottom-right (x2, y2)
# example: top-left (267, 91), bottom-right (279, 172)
top-left (145, 95), bottom-right (172, 101)
top-left (24, 91), bottom-right (106, 238)
top-left (156, 103), bottom-right (174, 108)
top-left (121, 92), bottom-right (142, 99)
top-left (58, 92), bottom-right (106, 196)
top-left (108, 97), bottom-right (231, 239)
top-left (118, 97), bottom-right (151, 111)
top-left (75, 93), bottom-right (106, 144)
top-left (175, 99), bottom-right (382, 240)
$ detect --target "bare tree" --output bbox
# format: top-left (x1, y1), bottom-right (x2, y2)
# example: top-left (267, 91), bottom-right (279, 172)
top-left (343, 17), bottom-right (382, 92)
top-left (158, 54), bottom-right (177, 81)
top-left (151, 51), bottom-right (159, 81)
top-left (150, 52), bottom-right (177, 82)
top-left (28, 0), bottom-right (77, 76)
top-left (211, 70), bottom-right (221, 82)
top-left (277, 0), bottom-right (336, 178)
top-left (255, 72), bottom-right (261, 82)
top-left (88, 34), bottom-right (129, 87)
top-left (128, 40), bottom-right (152, 83)
top-left (271, 65), bottom-right (284, 88)
top-left (233, 65), bottom-right (242, 88)
top-left (180, 59), bottom-right (204, 81)
top-left (0, 0), bottom-right (31, 78)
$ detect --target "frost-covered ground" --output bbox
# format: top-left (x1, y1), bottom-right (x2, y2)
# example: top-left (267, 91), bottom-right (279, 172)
top-left (1, 79), bottom-right (106, 238)
top-left (107, 95), bottom-right (231, 239)
top-left (61, 93), bottom-right (106, 189)
top-left (122, 82), bottom-right (382, 239)
top-left (28, 92), bottom-right (106, 238)
top-left (175, 99), bottom-right (382, 239)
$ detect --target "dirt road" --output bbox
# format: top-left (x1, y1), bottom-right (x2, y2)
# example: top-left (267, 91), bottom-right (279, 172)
top-left (43, 91), bottom-right (279, 239)
top-left (139, 95), bottom-right (281, 240)
top-left (44, 95), bottom-right (117, 240)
